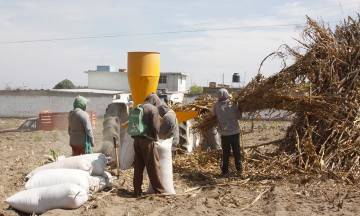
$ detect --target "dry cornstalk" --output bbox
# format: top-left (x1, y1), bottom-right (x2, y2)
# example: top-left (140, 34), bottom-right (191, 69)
top-left (173, 15), bottom-right (360, 182)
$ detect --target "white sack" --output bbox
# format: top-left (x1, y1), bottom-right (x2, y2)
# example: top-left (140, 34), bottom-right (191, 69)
top-left (25, 169), bottom-right (90, 191)
top-left (147, 138), bottom-right (176, 194)
top-left (89, 176), bottom-right (107, 192)
top-left (5, 183), bottom-right (88, 214)
top-left (102, 171), bottom-right (114, 188)
top-left (25, 158), bottom-right (92, 180)
top-left (120, 132), bottom-right (135, 170)
top-left (69, 153), bottom-right (108, 176)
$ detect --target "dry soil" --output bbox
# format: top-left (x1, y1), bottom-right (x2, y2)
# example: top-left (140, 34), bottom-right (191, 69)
top-left (0, 118), bottom-right (359, 216)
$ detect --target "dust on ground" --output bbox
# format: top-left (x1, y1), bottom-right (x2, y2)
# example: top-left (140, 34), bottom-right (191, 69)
top-left (0, 118), bottom-right (359, 216)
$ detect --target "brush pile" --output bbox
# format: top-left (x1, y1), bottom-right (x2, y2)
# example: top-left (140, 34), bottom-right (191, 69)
top-left (174, 15), bottom-right (360, 182)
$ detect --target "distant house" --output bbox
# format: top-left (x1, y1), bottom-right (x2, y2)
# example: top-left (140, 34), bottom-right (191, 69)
top-left (85, 66), bottom-right (188, 92)
top-left (85, 66), bottom-right (130, 91)
top-left (157, 72), bottom-right (188, 93)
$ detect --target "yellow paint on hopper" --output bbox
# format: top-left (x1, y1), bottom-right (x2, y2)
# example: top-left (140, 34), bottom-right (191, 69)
top-left (175, 110), bottom-right (199, 124)
top-left (128, 52), bottom-right (160, 106)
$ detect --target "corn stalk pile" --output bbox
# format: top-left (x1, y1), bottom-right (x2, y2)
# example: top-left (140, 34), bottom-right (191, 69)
top-left (173, 95), bottom-right (218, 133)
top-left (174, 15), bottom-right (360, 182)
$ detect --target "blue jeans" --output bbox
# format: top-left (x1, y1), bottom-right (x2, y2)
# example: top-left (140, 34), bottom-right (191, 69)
top-left (220, 133), bottom-right (242, 174)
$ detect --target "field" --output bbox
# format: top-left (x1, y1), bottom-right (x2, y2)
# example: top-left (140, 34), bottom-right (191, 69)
top-left (0, 118), bottom-right (360, 216)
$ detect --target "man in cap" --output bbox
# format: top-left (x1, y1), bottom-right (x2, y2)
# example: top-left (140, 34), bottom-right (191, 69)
top-left (68, 95), bottom-right (94, 156)
top-left (213, 88), bottom-right (243, 177)
top-left (133, 93), bottom-right (165, 197)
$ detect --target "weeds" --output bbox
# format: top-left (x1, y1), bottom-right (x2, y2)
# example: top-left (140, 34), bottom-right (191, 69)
top-left (50, 149), bottom-right (59, 161)
top-left (34, 133), bottom-right (44, 142)
top-left (51, 130), bottom-right (61, 141)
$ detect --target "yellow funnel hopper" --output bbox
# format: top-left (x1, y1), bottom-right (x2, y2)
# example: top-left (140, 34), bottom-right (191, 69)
top-left (175, 110), bottom-right (199, 124)
top-left (127, 52), bottom-right (160, 106)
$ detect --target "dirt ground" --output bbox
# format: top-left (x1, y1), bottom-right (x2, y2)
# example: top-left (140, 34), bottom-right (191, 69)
top-left (0, 118), bottom-right (360, 216)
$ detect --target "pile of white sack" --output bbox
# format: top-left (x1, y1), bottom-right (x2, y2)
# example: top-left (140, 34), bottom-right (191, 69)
top-left (5, 153), bottom-right (112, 214)
top-left (5, 134), bottom-right (176, 214)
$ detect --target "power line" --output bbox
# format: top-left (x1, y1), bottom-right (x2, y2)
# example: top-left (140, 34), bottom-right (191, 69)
top-left (0, 21), bottom-right (341, 44)
top-left (0, 1), bottom-right (358, 44)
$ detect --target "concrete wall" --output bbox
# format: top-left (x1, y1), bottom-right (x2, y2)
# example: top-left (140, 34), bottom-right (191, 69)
top-left (0, 90), bottom-right (115, 118)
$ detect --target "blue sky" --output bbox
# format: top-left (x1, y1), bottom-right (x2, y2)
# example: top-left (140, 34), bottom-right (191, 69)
top-left (0, 0), bottom-right (358, 89)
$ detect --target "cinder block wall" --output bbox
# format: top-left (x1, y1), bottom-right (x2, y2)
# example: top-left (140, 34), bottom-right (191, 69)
top-left (0, 90), bottom-right (114, 118)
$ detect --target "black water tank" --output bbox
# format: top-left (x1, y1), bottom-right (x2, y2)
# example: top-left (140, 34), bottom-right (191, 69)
top-left (232, 73), bottom-right (240, 83)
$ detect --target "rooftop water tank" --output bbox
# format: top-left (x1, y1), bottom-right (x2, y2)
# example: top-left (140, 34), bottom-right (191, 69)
top-left (209, 82), bottom-right (217, 88)
top-left (232, 73), bottom-right (240, 83)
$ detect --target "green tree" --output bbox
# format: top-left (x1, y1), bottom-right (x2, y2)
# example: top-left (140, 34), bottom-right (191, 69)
top-left (4, 85), bottom-right (12, 91)
top-left (53, 79), bottom-right (76, 89)
top-left (189, 84), bottom-right (203, 94)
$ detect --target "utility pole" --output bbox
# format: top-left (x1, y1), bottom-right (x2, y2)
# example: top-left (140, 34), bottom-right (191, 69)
top-left (243, 71), bottom-right (247, 87)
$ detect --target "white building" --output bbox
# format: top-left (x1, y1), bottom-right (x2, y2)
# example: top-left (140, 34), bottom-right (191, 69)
top-left (85, 70), bottom-right (130, 91)
top-left (0, 66), bottom-right (189, 118)
top-left (157, 72), bottom-right (188, 93)
top-left (85, 66), bottom-right (188, 93)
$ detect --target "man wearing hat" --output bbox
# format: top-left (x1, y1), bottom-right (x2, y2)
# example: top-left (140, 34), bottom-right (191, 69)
top-left (213, 89), bottom-right (243, 177)
top-left (68, 95), bottom-right (95, 155)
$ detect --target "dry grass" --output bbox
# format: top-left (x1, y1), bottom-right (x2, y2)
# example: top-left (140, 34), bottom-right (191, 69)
top-left (174, 15), bottom-right (360, 183)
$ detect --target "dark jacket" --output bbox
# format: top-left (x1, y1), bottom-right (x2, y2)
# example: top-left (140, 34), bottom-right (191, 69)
top-left (141, 93), bottom-right (161, 141)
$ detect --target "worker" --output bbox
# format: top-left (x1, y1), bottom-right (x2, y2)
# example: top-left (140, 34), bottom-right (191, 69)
top-left (213, 88), bottom-right (243, 177)
top-left (133, 93), bottom-right (165, 197)
top-left (158, 102), bottom-right (179, 152)
top-left (68, 95), bottom-right (94, 156)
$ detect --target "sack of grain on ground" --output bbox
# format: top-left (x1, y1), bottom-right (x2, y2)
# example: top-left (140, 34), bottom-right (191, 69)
top-left (5, 183), bottom-right (88, 214)
top-left (70, 153), bottom-right (108, 176)
top-left (147, 138), bottom-right (176, 195)
top-left (25, 169), bottom-right (90, 191)
top-left (120, 132), bottom-right (135, 170)
top-left (89, 175), bottom-right (108, 192)
top-left (25, 158), bottom-right (93, 180)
